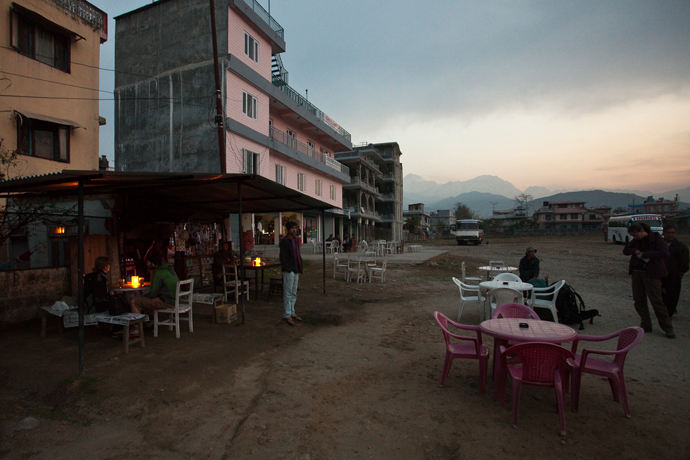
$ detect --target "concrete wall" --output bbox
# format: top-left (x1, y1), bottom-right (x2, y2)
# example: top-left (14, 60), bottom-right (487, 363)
top-left (115, 0), bottom-right (228, 173)
top-left (0, 267), bottom-right (71, 324)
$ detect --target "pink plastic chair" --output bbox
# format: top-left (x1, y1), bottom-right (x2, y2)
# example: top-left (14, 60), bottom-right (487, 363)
top-left (433, 312), bottom-right (489, 396)
top-left (492, 303), bottom-right (541, 320)
top-left (568, 326), bottom-right (644, 418)
top-left (501, 342), bottom-right (575, 436)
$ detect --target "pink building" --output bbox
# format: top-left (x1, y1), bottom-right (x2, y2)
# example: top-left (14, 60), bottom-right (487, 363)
top-left (533, 201), bottom-right (606, 230)
top-left (114, 0), bottom-right (352, 244)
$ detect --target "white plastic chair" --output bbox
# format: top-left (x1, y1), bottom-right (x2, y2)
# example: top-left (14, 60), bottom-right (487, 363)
top-left (313, 241), bottom-right (323, 254)
top-left (462, 262), bottom-right (482, 285)
top-left (369, 259), bottom-right (387, 283)
top-left (154, 278), bottom-right (194, 339)
top-left (386, 241), bottom-right (396, 255)
top-left (485, 287), bottom-right (524, 320)
top-left (333, 254), bottom-right (349, 280)
top-left (493, 273), bottom-right (522, 282)
top-left (223, 263), bottom-right (249, 304)
top-left (452, 277), bottom-right (485, 322)
top-left (529, 279), bottom-right (566, 322)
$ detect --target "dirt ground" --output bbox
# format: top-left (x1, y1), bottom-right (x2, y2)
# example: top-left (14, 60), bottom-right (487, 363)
top-left (1, 234), bottom-right (689, 460)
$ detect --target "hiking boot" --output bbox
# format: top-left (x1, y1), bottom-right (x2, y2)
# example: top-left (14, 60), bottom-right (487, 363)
top-left (665, 330), bottom-right (676, 339)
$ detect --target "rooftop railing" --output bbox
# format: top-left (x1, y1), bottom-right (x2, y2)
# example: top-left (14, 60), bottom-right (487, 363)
top-left (272, 77), bottom-right (352, 142)
top-left (53, 0), bottom-right (107, 41)
top-left (242, 0), bottom-right (284, 38)
top-left (270, 126), bottom-right (349, 176)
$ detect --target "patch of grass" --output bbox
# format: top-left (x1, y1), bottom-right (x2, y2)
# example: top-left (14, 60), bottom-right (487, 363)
top-left (62, 375), bottom-right (100, 395)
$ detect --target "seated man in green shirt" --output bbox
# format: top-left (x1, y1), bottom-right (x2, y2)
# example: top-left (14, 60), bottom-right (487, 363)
top-left (130, 251), bottom-right (180, 318)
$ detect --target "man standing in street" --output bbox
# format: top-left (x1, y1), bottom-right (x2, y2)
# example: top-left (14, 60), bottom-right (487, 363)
top-left (662, 225), bottom-right (689, 318)
top-left (519, 247), bottom-right (540, 282)
top-left (280, 221), bottom-right (303, 326)
top-left (624, 222), bottom-right (674, 338)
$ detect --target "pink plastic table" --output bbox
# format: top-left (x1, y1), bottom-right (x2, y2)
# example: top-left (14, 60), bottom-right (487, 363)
top-left (480, 318), bottom-right (577, 401)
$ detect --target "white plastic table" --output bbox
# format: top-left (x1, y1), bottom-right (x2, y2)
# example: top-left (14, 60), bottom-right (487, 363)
top-left (477, 265), bottom-right (519, 280)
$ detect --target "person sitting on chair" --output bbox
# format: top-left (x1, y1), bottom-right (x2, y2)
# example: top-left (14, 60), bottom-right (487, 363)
top-left (342, 233), bottom-right (353, 252)
top-left (84, 256), bottom-right (113, 314)
top-left (130, 252), bottom-right (179, 322)
top-left (519, 247), bottom-right (540, 282)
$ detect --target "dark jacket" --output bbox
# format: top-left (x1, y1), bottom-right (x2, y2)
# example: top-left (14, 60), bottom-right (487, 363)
top-left (519, 256), bottom-right (540, 282)
top-left (665, 239), bottom-right (689, 280)
top-left (623, 231), bottom-right (669, 278)
top-left (84, 269), bottom-right (109, 313)
top-left (279, 236), bottom-right (303, 274)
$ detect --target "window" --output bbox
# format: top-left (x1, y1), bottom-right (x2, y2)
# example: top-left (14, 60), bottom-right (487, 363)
top-left (321, 148), bottom-right (330, 157)
top-left (315, 179), bottom-right (323, 196)
top-left (17, 116), bottom-right (69, 162)
top-left (244, 32), bottom-right (259, 63)
top-left (275, 164), bottom-right (286, 185)
top-left (297, 172), bottom-right (306, 192)
top-left (286, 129), bottom-right (297, 149)
top-left (242, 91), bottom-right (257, 119)
top-left (307, 140), bottom-right (316, 156)
top-left (243, 149), bottom-right (260, 175)
top-left (11, 9), bottom-right (70, 72)
top-left (330, 184), bottom-right (336, 200)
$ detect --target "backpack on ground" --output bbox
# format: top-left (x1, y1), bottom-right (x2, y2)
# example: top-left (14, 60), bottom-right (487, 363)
top-left (555, 283), bottom-right (600, 330)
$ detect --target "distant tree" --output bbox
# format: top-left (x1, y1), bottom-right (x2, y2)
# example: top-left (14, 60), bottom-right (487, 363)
top-left (404, 215), bottom-right (421, 235)
top-left (454, 202), bottom-right (480, 220)
top-left (435, 221), bottom-right (447, 236)
top-left (513, 193), bottom-right (534, 216)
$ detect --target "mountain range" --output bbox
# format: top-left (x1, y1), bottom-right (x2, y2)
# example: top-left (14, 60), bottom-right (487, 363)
top-left (403, 174), bottom-right (690, 218)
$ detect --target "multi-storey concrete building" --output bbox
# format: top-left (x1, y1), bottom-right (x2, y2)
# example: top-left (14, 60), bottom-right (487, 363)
top-left (429, 210), bottom-right (454, 233)
top-left (403, 203), bottom-right (430, 234)
top-left (533, 201), bottom-right (605, 230)
top-left (334, 142), bottom-right (403, 242)
top-left (113, 0), bottom-right (351, 245)
top-left (628, 196), bottom-right (682, 219)
top-left (0, 0), bottom-right (107, 178)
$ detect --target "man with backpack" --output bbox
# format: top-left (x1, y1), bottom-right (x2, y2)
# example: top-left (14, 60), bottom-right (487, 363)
top-left (624, 222), bottom-right (674, 338)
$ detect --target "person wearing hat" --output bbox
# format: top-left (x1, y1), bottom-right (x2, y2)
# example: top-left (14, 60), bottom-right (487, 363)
top-left (519, 246), bottom-right (540, 282)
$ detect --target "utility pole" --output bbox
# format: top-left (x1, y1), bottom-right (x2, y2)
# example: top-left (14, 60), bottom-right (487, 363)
top-left (209, 0), bottom-right (227, 173)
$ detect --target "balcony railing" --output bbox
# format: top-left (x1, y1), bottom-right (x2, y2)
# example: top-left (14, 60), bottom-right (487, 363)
top-left (270, 127), bottom-right (349, 176)
top-left (344, 177), bottom-right (380, 195)
top-left (53, 0), bottom-right (107, 41)
top-left (272, 77), bottom-right (352, 142)
top-left (242, 0), bottom-right (284, 38)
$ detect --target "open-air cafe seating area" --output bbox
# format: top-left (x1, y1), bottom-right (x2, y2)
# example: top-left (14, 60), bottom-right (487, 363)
top-left (440, 261), bottom-right (645, 436)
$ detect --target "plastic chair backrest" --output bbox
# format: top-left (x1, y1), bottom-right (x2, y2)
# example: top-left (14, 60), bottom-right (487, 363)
top-left (493, 273), bottom-right (521, 282)
top-left (487, 287), bottom-right (523, 306)
top-left (612, 327), bottom-right (645, 366)
top-left (452, 277), bottom-right (479, 299)
top-left (507, 342), bottom-right (573, 384)
top-left (489, 260), bottom-right (505, 267)
top-left (493, 303), bottom-right (540, 319)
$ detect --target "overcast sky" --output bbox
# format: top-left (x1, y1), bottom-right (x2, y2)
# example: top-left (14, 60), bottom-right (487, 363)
top-left (91, 0), bottom-right (690, 193)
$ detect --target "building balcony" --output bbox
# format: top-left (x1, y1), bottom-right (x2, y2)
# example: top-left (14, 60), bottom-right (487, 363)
top-left (53, 0), bottom-right (108, 42)
top-left (379, 193), bottom-right (396, 201)
top-left (334, 152), bottom-right (382, 174)
top-left (270, 127), bottom-right (349, 176)
top-left (343, 206), bottom-right (382, 221)
top-left (272, 77), bottom-right (351, 142)
top-left (343, 177), bottom-right (380, 196)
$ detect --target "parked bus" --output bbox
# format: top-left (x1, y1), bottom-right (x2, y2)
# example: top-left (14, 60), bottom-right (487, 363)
top-left (451, 219), bottom-right (484, 245)
top-left (607, 214), bottom-right (663, 244)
